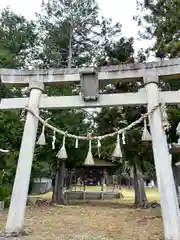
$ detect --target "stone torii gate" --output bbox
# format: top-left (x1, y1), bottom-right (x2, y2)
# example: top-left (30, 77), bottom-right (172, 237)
top-left (1, 58), bottom-right (180, 239)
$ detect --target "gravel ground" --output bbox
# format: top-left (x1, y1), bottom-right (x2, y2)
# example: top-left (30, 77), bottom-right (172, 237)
top-left (0, 200), bottom-right (163, 240)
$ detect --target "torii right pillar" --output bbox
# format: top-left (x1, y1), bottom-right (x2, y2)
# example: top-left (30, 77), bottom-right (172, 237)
top-left (144, 73), bottom-right (180, 240)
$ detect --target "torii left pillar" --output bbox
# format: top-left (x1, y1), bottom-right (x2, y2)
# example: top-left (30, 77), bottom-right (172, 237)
top-left (5, 80), bottom-right (44, 234)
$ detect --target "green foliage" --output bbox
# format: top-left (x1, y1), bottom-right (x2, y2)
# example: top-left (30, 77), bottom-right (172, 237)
top-left (0, 8), bottom-right (37, 68)
top-left (0, 0), bottom-right (169, 190)
top-left (96, 37), bottom-right (134, 66)
top-left (94, 32), bottom-right (154, 177)
top-left (95, 106), bottom-right (154, 171)
top-left (0, 8), bottom-right (36, 186)
top-left (31, 0), bottom-right (128, 176)
top-left (0, 184), bottom-right (10, 201)
top-left (136, 0), bottom-right (180, 166)
top-left (36, 107), bottom-right (90, 169)
top-left (136, 0), bottom-right (180, 58)
top-left (0, 172), bottom-right (12, 207)
top-left (37, 0), bottom-right (100, 68)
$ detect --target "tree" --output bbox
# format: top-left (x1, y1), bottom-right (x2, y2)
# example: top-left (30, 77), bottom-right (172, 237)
top-left (33, 86), bottom-right (91, 204)
top-left (35, 0), bottom-right (125, 204)
top-left (136, 0), bottom-right (180, 196)
top-left (95, 17), bottom-right (122, 66)
top-left (37, 0), bottom-right (100, 68)
top-left (0, 8), bottom-right (46, 202)
top-left (0, 5), bottom-right (92, 204)
top-left (0, 1), bottom-right (155, 207)
top-left (95, 105), bottom-right (153, 207)
top-left (0, 8), bottom-right (37, 68)
top-left (136, 0), bottom-right (180, 58)
top-left (94, 33), bottom-right (156, 206)
top-left (0, 6), bottom-right (38, 179)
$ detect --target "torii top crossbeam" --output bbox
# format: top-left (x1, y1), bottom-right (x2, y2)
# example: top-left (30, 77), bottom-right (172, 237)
top-left (1, 58), bottom-right (180, 86)
top-left (1, 58), bottom-right (180, 110)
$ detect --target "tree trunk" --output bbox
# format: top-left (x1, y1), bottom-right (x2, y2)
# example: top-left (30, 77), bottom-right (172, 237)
top-left (52, 160), bottom-right (66, 205)
top-left (133, 164), bottom-right (148, 208)
top-left (65, 170), bottom-right (72, 190)
top-left (68, 27), bottom-right (73, 69)
top-left (134, 164), bottom-right (140, 205)
top-left (116, 168), bottom-right (121, 189)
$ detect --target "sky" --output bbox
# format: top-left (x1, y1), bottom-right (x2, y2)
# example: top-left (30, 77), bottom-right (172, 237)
top-left (0, 0), bottom-right (153, 54)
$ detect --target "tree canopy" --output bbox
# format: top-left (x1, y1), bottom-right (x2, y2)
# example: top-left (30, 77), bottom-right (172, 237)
top-left (0, 8), bottom-right (37, 68)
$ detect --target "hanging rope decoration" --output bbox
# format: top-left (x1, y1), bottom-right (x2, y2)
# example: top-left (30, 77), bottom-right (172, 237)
top-left (56, 133), bottom-right (68, 159)
top-left (122, 132), bottom-right (126, 145)
top-left (25, 103), bottom-right (161, 165)
top-left (20, 108), bottom-right (26, 122)
top-left (84, 135), bottom-right (94, 165)
top-left (37, 118), bottom-right (51, 145)
top-left (112, 133), bottom-right (122, 159)
top-left (141, 118), bottom-right (152, 141)
top-left (160, 102), bottom-right (170, 131)
top-left (52, 130), bottom-right (56, 150)
top-left (75, 138), bottom-right (79, 148)
top-left (97, 138), bottom-right (101, 158)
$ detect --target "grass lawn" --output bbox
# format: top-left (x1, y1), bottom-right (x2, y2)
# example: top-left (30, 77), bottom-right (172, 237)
top-left (39, 186), bottom-right (160, 202)
top-left (0, 188), bottom-right (163, 240)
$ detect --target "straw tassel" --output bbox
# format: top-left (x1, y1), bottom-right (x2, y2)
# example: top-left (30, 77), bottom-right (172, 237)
top-left (56, 134), bottom-right (68, 159)
top-left (37, 125), bottom-right (46, 145)
top-left (97, 139), bottom-right (101, 158)
top-left (112, 133), bottom-right (122, 158)
top-left (142, 118), bottom-right (152, 141)
top-left (52, 130), bottom-right (56, 150)
top-left (37, 125), bottom-right (46, 146)
top-left (20, 108), bottom-right (26, 122)
top-left (122, 132), bottom-right (126, 145)
top-left (37, 118), bottom-right (51, 146)
top-left (75, 138), bottom-right (79, 148)
top-left (84, 139), bottom-right (94, 165)
top-left (161, 103), bottom-right (170, 131)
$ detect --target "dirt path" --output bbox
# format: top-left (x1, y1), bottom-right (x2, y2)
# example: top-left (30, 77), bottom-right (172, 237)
top-left (0, 200), bottom-right (163, 240)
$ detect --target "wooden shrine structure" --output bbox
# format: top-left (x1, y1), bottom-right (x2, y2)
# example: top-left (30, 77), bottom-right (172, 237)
top-left (1, 58), bottom-right (180, 239)
top-left (65, 158), bottom-right (121, 200)
top-left (64, 159), bottom-right (120, 200)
